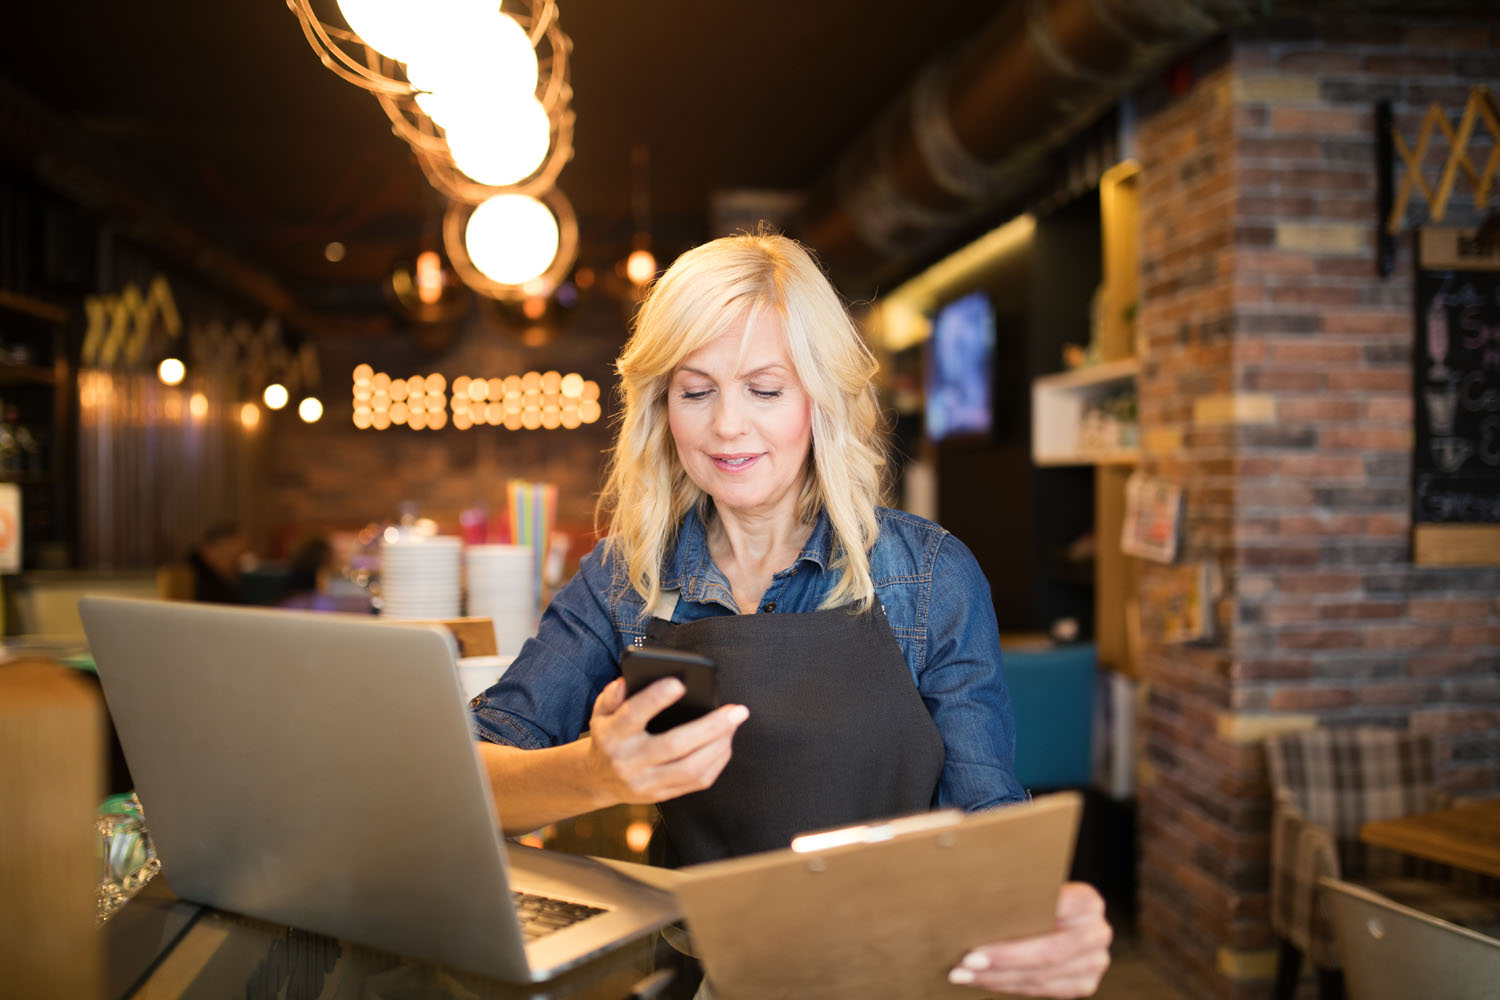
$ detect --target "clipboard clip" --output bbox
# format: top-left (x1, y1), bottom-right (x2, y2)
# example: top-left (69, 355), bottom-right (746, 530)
top-left (789, 809), bottom-right (964, 854)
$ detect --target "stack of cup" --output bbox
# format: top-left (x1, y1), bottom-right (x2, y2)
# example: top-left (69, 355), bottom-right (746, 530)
top-left (465, 544), bottom-right (537, 656)
top-left (379, 535), bottom-right (462, 619)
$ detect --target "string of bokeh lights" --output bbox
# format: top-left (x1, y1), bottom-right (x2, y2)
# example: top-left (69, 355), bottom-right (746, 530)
top-left (351, 364), bottom-right (601, 431)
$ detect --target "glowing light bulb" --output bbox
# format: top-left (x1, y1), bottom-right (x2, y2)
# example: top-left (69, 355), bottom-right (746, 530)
top-left (299, 397), bottom-right (324, 423)
top-left (406, 11), bottom-right (538, 123)
top-left (336, 0), bottom-right (470, 65)
top-left (188, 393), bottom-right (208, 419)
top-left (624, 820), bottom-right (653, 854)
top-left (625, 248), bottom-right (657, 285)
top-left (415, 251), bottom-right (444, 305)
top-left (157, 358), bottom-right (186, 386)
top-left (443, 96), bottom-right (551, 187)
top-left (264, 384), bottom-right (289, 410)
top-left (464, 194), bottom-right (559, 286)
top-left (240, 402), bottom-right (261, 429)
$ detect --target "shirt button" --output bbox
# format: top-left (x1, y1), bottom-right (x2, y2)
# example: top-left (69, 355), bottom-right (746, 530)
top-left (761, 602), bottom-right (776, 613)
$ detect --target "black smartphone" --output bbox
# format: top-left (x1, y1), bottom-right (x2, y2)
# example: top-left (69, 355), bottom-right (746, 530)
top-left (620, 646), bottom-right (718, 734)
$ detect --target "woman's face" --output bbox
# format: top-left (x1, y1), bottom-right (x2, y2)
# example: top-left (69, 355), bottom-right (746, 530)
top-left (667, 309), bottom-right (813, 524)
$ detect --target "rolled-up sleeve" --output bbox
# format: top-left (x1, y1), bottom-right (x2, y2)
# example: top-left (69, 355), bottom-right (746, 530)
top-left (470, 541), bottom-right (623, 749)
top-left (921, 533), bottom-right (1029, 811)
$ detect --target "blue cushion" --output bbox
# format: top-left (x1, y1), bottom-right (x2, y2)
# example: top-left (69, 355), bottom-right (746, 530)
top-left (1004, 643), bottom-right (1096, 790)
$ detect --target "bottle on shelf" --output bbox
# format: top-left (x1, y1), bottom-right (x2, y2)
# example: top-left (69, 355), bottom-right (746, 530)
top-left (0, 400), bottom-right (16, 476)
top-left (9, 404), bottom-right (40, 474)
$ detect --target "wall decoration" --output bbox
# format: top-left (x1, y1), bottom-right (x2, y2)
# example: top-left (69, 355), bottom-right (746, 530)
top-left (0, 482), bottom-right (20, 573)
top-left (1120, 472), bottom-right (1183, 563)
top-left (1387, 85), bottom-right (1500, 233)
top-left (1412, 227), bottom-right (1500, 565)
top-left (1137, 561), bottom-right (1215, 645)
top-left (81, 275), bottom-right (181, 367)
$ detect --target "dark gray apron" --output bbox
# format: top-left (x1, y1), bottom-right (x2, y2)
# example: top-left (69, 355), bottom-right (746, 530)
top-left (643, 602), bottom-right (946, 866)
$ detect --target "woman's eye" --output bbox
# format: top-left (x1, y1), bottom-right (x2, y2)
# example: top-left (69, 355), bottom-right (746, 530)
top-left (679, 388), bottom-right (711, 401)
top-left (750, 388), bottom-right (783, 399)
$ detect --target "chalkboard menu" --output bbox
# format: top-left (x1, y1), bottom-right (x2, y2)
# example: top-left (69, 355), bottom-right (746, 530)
top-left (1414, 229), bottom-right (1500, 537)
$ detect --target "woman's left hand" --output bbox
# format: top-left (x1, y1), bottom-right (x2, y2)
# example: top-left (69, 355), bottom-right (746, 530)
top-left (946, 882), bottom-right (1112, 997)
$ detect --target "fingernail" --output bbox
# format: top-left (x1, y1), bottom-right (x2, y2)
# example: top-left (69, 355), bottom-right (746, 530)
top-left (947, 967), bottom-right (975, 985)
top-left (961, 951), bottom-right (991, 971)
top-left (728, 705), bottom-right (749, 724)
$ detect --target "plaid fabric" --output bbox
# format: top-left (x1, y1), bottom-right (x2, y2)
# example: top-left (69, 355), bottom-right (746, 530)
top-left (1265, 728), bottom-right (1439, 968)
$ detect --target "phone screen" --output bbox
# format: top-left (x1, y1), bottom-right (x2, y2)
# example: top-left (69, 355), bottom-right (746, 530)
top-left (620, 646), bottom-right (718, 734)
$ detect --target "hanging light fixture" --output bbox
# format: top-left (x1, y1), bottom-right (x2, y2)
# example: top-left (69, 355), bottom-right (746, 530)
top-left (288, 0), bottom-right (577, 304)
top-left (443, 95), bottom-right (553, 188)
top-left (466, 195), bottom-right (558, 285)
top-left (624, 142), bottom-right (656, 285)
top-left (333, 0), bottom-right (435, 64)
top-left (405, 10), bottom-right (538, 127)
top-left (157, 358), bottom-right (186, 386)
top-left (625, 242), bottom-right (657, 285)
top-left (444, 189), bottom-right (578, 299)
top-left (415, 250), bottom-right (444, 305)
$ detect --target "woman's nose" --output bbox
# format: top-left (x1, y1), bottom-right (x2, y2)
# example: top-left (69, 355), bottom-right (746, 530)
top-left (711, 394), bottom-right (747, 437)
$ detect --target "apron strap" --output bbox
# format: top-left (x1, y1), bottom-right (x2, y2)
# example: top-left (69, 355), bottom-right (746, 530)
top-left (652, 588), bottom-right (681, 623)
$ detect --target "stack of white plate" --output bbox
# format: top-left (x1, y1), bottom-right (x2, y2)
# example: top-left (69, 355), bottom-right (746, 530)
top-left (379, 535), bottom-right (462, 619)
top-left (465, 544), bottom-right (537, 656)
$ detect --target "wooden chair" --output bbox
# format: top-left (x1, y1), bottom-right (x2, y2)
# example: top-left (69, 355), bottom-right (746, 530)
top-left (1264, 728), bottom-right (1500, 1000)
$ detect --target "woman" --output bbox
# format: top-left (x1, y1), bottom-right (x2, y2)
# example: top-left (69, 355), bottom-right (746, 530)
top-left (472, 233), bottom-right (1111, 997)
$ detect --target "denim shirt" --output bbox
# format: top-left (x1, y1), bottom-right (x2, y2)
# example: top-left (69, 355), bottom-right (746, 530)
top-left (472, 506), bottom-right (1028, 811)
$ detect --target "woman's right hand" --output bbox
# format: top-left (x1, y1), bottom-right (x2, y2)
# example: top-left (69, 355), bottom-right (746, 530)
top-left (586, 677), bottom-right (749, 803)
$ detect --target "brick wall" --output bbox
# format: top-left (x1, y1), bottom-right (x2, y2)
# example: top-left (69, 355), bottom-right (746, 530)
top-left (261, 294), bottom-right (629, 558)
top-left (1135, 18), bottom-right (1500, 999)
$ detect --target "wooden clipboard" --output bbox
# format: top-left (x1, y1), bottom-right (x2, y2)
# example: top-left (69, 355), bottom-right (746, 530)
top-left (673, 791), bottom-right (1082, 1000)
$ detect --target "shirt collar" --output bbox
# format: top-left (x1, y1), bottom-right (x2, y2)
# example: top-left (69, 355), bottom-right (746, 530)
top-left (662, 505), bottom-right (834, 601)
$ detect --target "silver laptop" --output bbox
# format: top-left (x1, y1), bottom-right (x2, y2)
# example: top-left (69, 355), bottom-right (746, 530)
top-left (79, 596), bottom-right (680, 984)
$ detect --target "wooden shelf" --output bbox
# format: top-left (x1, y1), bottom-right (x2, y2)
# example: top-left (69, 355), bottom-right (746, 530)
top-left (0, 364), bottom-right (58, 386)
top-left (0, 289), bottom-right (68, 325)
top-left (1033, 357), bottom-right (1140, 392)
top-left (1036, 449), bottom-right (1141, 468)
top-left (1031, 359), bottom-right (1140, 467)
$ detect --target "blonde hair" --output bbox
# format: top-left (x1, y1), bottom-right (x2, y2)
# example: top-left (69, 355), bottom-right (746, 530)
top-left (596, 232), bottom-right (886, 615)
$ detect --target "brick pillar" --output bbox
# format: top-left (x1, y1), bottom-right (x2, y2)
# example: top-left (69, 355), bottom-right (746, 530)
top-left (1134, 18), bottom-right (1500, 999)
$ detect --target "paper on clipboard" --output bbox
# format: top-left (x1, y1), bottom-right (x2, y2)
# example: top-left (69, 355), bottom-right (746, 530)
top-left (672, 791), bottom-right (1082, 1000)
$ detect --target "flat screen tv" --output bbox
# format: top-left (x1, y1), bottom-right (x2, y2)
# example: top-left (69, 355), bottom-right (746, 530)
top-left (924, 290), bottom-right (995, 443)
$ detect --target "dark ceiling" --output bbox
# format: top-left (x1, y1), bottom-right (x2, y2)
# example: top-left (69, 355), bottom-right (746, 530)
top-left (0, 1), bottom-right (1002, 324)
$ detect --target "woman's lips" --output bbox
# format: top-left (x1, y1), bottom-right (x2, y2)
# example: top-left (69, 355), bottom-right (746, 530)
top-left (711, 453), bottom-right (762, 472)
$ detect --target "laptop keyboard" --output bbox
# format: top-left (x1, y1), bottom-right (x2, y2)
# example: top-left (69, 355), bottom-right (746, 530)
top-left (512, 891), bottom-right (607, 942)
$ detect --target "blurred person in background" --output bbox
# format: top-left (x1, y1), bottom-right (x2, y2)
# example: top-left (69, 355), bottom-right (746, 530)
top-left (188, 522), bottom-right (249, 604)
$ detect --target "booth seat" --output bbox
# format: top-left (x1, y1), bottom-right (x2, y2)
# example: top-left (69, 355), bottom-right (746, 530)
top-left (1003, 641), bottom-right (1096, 791)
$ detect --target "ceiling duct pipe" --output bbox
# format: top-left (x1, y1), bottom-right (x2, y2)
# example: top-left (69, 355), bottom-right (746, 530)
top-left (790, 0), bottom-right (1253, 296)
